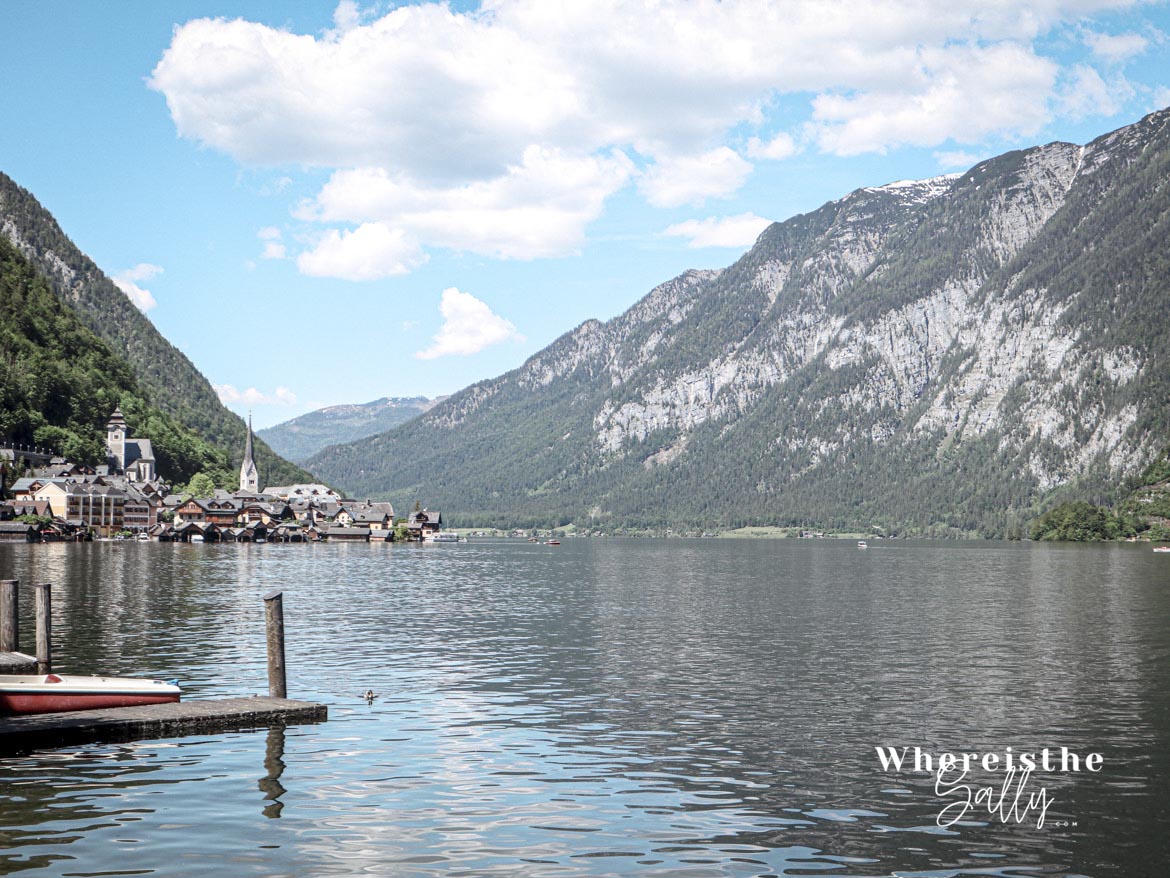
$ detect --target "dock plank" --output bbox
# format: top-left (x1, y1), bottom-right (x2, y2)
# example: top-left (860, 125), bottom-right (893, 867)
top-left (0, 652), bottom-right (36, 674)
top-left (0, 696), bottom-right (327, 752)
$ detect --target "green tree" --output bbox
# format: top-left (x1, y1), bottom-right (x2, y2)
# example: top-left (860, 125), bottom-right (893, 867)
top-left (180, 472), bottom-right (218, 499)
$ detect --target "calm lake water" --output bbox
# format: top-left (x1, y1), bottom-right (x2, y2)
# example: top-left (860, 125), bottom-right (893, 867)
top-left (0, 538), bottom-right (1167, 877)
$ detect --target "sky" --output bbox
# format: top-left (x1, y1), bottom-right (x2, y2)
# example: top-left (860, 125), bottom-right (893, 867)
top-left (3, 1), bottom-right (1169, 429)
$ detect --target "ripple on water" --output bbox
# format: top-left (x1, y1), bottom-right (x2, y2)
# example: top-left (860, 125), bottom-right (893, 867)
top-left (0, 539), bottom-right (1167, 876)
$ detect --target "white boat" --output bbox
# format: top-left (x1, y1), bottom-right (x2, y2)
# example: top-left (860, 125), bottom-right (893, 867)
top-left (0, 674), bottom-right (181, 715)
top-left (424, 531), bottom-right (460, 543)
top-left (858, 540), bottom-right (868, 549)
top-left (1154, 546), bottom-right (1170, 553)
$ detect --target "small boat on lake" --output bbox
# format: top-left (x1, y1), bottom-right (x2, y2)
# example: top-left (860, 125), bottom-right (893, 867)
top-left (857, 540), bottom-right (868, 549)
top-left (424, 531), bottom-right (460, 543)
top-left (546, 539), bottom-right (561, 545)
top-left (0, 674), bottom-right (181, 715)
top-left (1154, 546), bottom-right (1170, 553)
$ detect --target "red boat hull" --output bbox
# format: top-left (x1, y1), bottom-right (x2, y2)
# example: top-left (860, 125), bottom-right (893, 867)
top-left (0, 691), bottom-right (180, 715)
top-left (0, 675), bottom-right (182, 715)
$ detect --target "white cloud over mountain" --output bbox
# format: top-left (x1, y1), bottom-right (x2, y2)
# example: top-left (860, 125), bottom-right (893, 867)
top-left (662, 213), bottom-right (772, 249)
top-left (214, 384), bottom-right (298, 406)
top-left (639, 149), bottom-right (753, 208)
top-left (416, 288), bottom-right (524, 360)
top-left (112, 263), bottom-right (163, 312)
top-left (149, 0), bottom-right (1147, 280)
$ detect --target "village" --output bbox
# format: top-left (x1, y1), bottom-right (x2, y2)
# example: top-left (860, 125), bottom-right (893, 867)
top-left (0, 407), bottom-right (445, 544)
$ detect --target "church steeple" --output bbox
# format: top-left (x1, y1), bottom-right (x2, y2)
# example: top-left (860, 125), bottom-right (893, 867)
top-left (239, 413), bottom-right (259, 493)
top-left (106, 405), bottom-right (127, 471)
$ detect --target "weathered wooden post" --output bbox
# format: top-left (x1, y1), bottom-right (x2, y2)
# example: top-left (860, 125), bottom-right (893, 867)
top-left (35, 583), bottom-right (52, 675)
top-left (263, 589), bottom-right (287, 699)
top-left (0, 580), bottom-right (17, 653)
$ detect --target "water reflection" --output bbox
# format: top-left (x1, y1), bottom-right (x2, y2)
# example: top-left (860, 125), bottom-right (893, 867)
top-left (258, 725), bottom-right (287, 819)
top-left (0, 539), bottom-right (1168, 875)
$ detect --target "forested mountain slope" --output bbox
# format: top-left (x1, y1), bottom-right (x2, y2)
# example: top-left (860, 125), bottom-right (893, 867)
top-left (0, 172), bottom-right (312, 488)
top-left (309, 109), bottom-right (1170, 535)
top-left (0, 235), bottom-right (230, 484)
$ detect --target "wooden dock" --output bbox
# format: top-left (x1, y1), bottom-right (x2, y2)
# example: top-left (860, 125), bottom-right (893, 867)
top-left (0, 584), bottom-right (327, 753)
top-left (0, 696), bottom-right (328, 753)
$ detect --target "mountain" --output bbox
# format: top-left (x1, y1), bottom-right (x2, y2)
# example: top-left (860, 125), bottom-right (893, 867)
top-left (308, 108), bottom-right (1170, 536)
top-left (0, 234), bottom-right (232, 485)
top-left (0, 172), bottom-right (313, 489)
top-left (259, 396), bottom-right (441, 463)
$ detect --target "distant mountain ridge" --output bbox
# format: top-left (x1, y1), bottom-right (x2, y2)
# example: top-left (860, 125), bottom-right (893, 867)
top-left (259, 396), bottom-right (441, 463)
top-left (308, 108), bottom-right (1170, 535)
top-left (0, 172), bottom-right (313, 488)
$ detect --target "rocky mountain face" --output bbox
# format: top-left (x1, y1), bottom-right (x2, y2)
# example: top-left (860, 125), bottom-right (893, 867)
top-left (0, 172), bottom-right (313, 488)
top-left (259, 396), bottom-right (440, 463)
top-left (309, 109), bottom-right (1170, 535)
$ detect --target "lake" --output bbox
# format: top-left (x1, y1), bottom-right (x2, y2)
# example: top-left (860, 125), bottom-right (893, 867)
top-left (0, 538), bottom-right (1167, 876)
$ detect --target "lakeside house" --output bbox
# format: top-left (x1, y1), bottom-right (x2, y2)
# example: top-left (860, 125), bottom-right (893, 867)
top-left (407, 508), bottom-right (443, 540)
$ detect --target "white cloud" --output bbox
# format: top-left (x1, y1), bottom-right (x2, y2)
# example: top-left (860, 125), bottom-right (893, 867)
top-left (416, 288), bottom-right (524, 360)
top-left (662, 213), bottom-right (772, 249)
top-left (639, 148), bottom-right (753, 208)
top-left (746, 132), bottom-right (798, 160)
top-left (112, 263), bottom-right (163, 312)
top-left (1153, 85), bottom-right (1170, 111)
top-left (1084, 30), bottom-right (1149, 64)
top-left (1059, 64), bottom-right (1134, 119)
top-left (148, 1), bottom-right (1149, 274)
top-left (808, 43), bottom-right (1059, 155)
top-left (934, 149), bottom-right (981, 170)
top-left (258, 226), bottom-right (286, 259)
top-left (331, 0), bottom-right (363, 34)
top-left (213, 384), bottom-right (298, 406)
top-left (297, 223), bottom-right (427, 280)
top-left (301, 147), bottom-right (632, 263)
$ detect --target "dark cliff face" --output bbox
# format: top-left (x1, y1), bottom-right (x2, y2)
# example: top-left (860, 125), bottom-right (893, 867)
top-left (308, 109), bottom-right (1170, 534)
top-left (0, 172), bottom-right (313, 488)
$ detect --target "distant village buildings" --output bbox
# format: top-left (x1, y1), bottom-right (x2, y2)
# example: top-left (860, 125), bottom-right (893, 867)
top-left (0, 406), bottom-right (435, 543)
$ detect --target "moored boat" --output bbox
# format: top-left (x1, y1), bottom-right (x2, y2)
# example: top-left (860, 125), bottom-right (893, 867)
top-left (0, 674), bottom-right (181, 715)
top-left (424, 531), bottom-right (460, 543)
top-left (1154, 546), bottom-right (1170, 553)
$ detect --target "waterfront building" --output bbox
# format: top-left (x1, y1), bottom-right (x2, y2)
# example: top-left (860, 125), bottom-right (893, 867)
top-left (407, 508), bottom-right (443, 540)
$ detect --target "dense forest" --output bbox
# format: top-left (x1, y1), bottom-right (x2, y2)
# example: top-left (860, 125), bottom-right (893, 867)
top-left (0, 235), bottom-right (234, 486)
top-left (1031, 449), bottom-right (1170, 541)
top-left (0, 171), bottom-right (312, 488)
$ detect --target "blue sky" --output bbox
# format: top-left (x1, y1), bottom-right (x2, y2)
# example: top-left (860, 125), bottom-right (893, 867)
top-left (4, 1), bottom-right (1169, 428)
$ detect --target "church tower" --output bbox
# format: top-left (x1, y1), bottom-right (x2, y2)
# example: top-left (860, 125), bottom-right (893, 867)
top-left (106, 406), bottom-right (127, 472)
top-left (239, 413), bottom-right (260, 493)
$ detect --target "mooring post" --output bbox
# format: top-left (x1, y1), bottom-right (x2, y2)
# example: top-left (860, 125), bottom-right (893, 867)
top-left (263, 589), bottom-right (287, 699)
top-left (35, 583), bottom-right (52, 675)
top-left (0, 580), bottom-right (17, 653)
